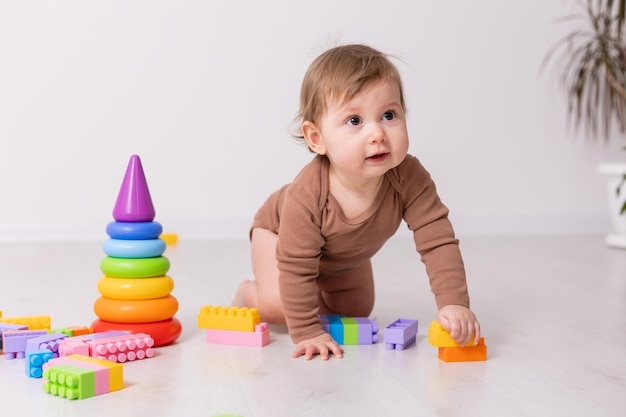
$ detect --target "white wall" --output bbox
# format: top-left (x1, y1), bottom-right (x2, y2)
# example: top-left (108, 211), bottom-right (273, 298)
top-left (0, 0), bottom-right (622, 241)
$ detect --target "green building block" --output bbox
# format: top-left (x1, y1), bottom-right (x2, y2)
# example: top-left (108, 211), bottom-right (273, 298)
top-left (43, 364), bottom-right (96, 400)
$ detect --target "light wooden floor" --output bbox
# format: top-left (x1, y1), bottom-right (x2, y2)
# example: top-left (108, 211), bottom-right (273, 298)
top-left (0, 235), bottom-right (625, 416)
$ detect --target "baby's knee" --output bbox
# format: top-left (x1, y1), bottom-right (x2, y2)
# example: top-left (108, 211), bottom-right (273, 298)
top-left (256, 301), bottom-right (286, 325)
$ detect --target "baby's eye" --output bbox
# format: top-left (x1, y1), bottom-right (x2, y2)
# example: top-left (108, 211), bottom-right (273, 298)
top-left (382, 111), bottom-right (395, 121)
top-left (346, 116), bottom-right (361, 126)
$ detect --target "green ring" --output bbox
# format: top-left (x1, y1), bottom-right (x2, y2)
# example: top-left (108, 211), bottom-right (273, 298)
top-left (100, 256), bottom-right (170, 278)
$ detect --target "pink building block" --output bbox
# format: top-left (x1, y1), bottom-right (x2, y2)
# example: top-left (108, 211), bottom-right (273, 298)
top-left (58, 331), bottom-right (154, 362)
top-left (206, 323), bottom-right (270, 347)
top-left (86, 332), bottom-right (155, 362)
top-left (58, 331), bottom-right (128, 357)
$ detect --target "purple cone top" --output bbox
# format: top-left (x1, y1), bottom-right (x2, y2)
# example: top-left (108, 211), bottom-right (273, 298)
top-left (112, 155), bottom-right (156, 222)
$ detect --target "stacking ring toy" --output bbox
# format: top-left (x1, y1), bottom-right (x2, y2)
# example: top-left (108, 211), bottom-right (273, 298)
top-left (100, 256), bottom-right (170, 278)
top-left (94, 295), bottom-right (179, 323)
top-left (106, 221), bottom-right (163, 240)
top-left (91, 318), bottom-right (183, 347)
top-left (97, 275), bottom-right (174, 300)
top-left (103, 238), bottom-right (166, 258)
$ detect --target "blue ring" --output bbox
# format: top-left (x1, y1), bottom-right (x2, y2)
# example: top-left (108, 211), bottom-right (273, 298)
top-left (103, 238), bottom-right (166, 258)
top-left (106, 221), bottom-right (163, 240)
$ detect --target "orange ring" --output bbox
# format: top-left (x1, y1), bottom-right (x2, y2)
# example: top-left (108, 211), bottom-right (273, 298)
top-left (91, 318), bottom-right (182, 347)
top-left (97, 275), bottom-right (174, 300)
top-left (93, 295), bottom-right (178, 323)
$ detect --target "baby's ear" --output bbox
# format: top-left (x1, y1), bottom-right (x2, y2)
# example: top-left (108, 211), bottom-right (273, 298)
top-left (302, 121), bottom-right (326, 155)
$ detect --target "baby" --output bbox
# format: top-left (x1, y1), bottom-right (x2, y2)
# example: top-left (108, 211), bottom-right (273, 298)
top-left (234, 44), bottom-right (480, 360)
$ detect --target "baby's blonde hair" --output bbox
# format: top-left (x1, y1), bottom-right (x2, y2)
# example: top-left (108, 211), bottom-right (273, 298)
top-left (292, 44), bottom-right (406, 148)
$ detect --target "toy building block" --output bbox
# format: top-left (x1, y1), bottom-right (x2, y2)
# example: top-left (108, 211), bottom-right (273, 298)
top-left (44, 354), bottom-right (124, 394)
top-left (384, 318), bottom-right (418, 351)
top-left (85, 332), bottom-right (155, 362)
top-left (205, 323), bottom-right (270, 347)
top-left (58, 331), bottom-right (129, 357)
top-left (2, 329), bottom-right (49, 359)
top-left (0, 315), bottom-right (51, 331)
top-left (319, 314), bottom-right (379, 345)
top-left (26, 332), bottom-right (68, 357)
top-left (198, 306), bottom-right (261, 332)
top-left (438, 338), bottom-right (487, 362)
top-left (160, 233), bottom-right (178, 245)
top-left (52, 326), bottom-right (94, 337)
top-left (43, 363), bottom-right (98, 400)
top-left (25, 350), bottom-right (54, 378)
top-left (427, 321), bottom-right (477, 348)
top-left (1, 323), bottom-right (28, 352)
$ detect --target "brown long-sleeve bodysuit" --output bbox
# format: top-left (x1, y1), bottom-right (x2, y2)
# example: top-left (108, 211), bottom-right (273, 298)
top-left (252, 154), bottom-right (470, 343)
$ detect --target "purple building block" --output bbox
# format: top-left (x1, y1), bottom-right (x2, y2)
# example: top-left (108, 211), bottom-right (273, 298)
top-left (2, 330), bottom-right (49, 359)
top-left (26, 332), bottom-right (68, 357)
top-left (0, 323), bottom-right (28, 351)
top-left (384, 318), bottom-right (418, 350)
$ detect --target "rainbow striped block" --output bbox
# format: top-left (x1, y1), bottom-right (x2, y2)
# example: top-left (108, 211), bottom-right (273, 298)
top-left (320, 314), bottom-right (379, 345)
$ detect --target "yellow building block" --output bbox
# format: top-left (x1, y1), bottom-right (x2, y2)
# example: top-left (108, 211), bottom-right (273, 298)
top-left (0, 315), bottom-right (51, 331)
top-left (160, 233), bottom-right (178, 245)
top-left (198, 306), bottom-right (260, 332)
top-left (428, 321), bottom-right (476, 348)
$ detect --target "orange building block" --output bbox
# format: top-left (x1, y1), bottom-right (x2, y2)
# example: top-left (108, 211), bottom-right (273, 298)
top-left (198, 306), bottom-right (261, 332)
top-left (438, 338), bottom-right (487, 362)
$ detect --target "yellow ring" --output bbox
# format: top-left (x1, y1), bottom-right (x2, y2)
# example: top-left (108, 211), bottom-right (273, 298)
top-left (93, 295), bottom-right (179, 323)
top-left (97, 275), bottom-right (174, 300)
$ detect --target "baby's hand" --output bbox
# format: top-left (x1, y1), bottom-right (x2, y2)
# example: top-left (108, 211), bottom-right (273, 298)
top-left (437, 305), bottom-right (481, 346)
top-left (291, 333), bottom-right (344, 361)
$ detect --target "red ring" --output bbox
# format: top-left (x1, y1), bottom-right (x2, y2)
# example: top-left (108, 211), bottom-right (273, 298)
top-left (91, 318), bottom-right (182, 347)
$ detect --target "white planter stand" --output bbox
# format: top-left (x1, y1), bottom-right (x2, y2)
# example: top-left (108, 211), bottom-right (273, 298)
top-left (597, 162), bottom-right (626, 248)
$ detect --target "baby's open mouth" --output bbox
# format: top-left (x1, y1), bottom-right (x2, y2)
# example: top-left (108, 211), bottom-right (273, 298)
top-left (366, 153), bottom-right (389, 162)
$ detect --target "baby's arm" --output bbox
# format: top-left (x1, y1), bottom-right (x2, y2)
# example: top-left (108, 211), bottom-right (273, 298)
top-left (437, 304), bottom-right (481, 346)
top-left (291, 333), bottom-right (344, 361)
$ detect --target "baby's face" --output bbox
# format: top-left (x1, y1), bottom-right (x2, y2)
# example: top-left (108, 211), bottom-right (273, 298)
top-left (315, 80), bottom-right (409, 185)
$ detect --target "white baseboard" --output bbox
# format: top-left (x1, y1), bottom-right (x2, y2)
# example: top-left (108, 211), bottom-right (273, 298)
top-left (0, 214), bottom-right (611, 242)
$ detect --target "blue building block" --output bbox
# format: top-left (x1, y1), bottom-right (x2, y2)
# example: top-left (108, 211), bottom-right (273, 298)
top-left (384, 318), bottom-right (418, 351)
top-left (25, 350), bottom-right (54, 378)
